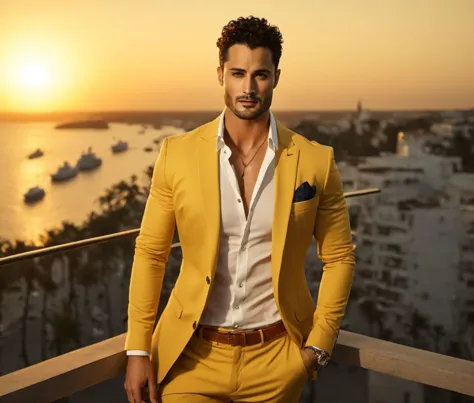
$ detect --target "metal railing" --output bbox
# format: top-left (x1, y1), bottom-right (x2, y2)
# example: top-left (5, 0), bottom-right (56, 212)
top-left (0, 188), bottom-right (380, 268)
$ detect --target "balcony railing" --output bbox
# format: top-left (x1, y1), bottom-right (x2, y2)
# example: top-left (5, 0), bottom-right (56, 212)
top-left (1, 187), bottom-right (474, 401)
top-left (1, 327), bottom-right (473, 402)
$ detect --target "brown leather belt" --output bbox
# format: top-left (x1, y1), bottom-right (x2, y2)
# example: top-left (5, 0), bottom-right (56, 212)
top-left (197, 320), bottom-right (287, 347)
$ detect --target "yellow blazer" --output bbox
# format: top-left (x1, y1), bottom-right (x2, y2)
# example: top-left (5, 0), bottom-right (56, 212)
top-left (125, 116), bottom-right (355, 383)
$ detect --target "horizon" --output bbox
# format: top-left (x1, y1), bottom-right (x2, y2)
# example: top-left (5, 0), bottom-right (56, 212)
top-left (1, 0), bottom-right (473, 112)
top-left (1, 105), bottom-right (473, 116)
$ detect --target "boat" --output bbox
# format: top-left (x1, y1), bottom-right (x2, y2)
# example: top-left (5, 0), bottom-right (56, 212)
top-left (111, 140), bottom-right (128, 153)
top-left (77, 147), bottom-right (102, 171)
top-left (24, 186), bottom-right (45, 203)
top-left (27, 148), bottom-right (44, 159)
top-left (51, 161), bottom-right (78, 182)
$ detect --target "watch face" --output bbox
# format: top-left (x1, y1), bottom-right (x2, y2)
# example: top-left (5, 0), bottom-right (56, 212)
top-left (319, 354), bottom-right (330, 366)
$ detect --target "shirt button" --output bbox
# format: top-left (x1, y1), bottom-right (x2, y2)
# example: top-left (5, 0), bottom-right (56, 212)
top-left (239, 283), bottom-right (243, 288)
top-left (235, 305), bottom-right (239, 309)
top-left (192, 321), bottom-right (197, 329)
top-left (234, 324), bottom-right (239, 329)
top-left (240, 246), bottom-right (246, 252)
top-left (237, 199), bottom-right (241, 203)
top-left (206, 276), bottom-right (210, 285)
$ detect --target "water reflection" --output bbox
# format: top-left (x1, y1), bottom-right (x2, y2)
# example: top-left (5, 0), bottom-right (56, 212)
top-left (0, 122), bottom-right (184, 241)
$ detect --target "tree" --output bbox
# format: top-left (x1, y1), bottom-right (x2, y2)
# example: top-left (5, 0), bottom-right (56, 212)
top-left (48, 299), bottom-right (81, 356)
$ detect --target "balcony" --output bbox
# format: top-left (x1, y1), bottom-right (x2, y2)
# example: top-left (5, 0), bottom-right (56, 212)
top-left (1, 188), bottom-right (474, 402)
top-left (1, 324), bottom-right (474, 402)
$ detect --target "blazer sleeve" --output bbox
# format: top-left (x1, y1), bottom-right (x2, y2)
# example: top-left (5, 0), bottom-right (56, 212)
top-left (124, 137), bottom-right (176, 352)
top-left (305, 146), bottom-right (355, 355)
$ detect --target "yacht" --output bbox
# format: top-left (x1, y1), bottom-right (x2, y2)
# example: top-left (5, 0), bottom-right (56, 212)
top-left (77, 147), bottom-right (102, 171)
top-left (28, 148), bottom-right (44, 159)
top-left (111, 140), bottom-right (128, 153)
top-left (51, 161), bottom-right (78, 182)
top-left (24, 186), bottom-right (45, 203)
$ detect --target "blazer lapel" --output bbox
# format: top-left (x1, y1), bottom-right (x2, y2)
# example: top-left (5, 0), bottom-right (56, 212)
top-left (271, 122), bottom-right (299, 302)
top-left (197, 117), bottom-right (221, 278)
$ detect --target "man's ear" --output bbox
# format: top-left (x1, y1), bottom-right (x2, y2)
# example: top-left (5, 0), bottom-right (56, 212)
top-left (217, 66), bottom-right (223, 86)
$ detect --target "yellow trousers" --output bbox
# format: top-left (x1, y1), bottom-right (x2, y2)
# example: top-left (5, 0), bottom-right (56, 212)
top-left (160, 329), bottom-right (308, 402)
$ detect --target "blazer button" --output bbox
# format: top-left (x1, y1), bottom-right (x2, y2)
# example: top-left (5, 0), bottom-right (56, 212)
top-left (206, 276), bottom-right (210, 285)
top-left (192, 321), bottom-right (197, 329)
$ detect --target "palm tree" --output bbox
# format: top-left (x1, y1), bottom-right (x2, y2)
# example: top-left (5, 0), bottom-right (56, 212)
top-left (35, 254), bottom-right (59, 361)
top-left (9, 240), bottom-right (41, 368)
top-left (75, 256), bottom-right (100, 345)
top-left (0, 239), bottom-right (25, 374)
top-left (0, 169), bottom-right (157, 374)
top-left (56, 222), bottom-right (84, 321)
top-left (48, 299), bottom-right (81, 356)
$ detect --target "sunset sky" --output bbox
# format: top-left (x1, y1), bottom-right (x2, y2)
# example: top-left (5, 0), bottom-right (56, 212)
top-left (1, 0), bottom-right (473, 112)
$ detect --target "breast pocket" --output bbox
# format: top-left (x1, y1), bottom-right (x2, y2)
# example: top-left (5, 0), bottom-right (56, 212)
top-left (288, 196), bottom-right (319, 244)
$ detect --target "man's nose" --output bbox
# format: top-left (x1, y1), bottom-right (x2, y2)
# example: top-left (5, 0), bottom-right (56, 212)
top-left (242, 77), bottom-right (257, 95)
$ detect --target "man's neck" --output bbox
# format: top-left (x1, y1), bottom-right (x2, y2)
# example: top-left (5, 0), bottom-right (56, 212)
top-left (224, 109), bottom-right (270, 151)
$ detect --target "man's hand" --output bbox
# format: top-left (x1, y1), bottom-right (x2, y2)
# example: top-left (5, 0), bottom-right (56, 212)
top-left (124, 356), bottom-right (159, 403)
top-left (300, 348), bottom-right (319, 377)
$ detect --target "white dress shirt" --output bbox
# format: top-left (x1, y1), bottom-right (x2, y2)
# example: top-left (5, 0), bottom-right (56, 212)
top-left (127, 109), bottom-right (281, 356)
top-left (199, 109), bottom-right (281, 329)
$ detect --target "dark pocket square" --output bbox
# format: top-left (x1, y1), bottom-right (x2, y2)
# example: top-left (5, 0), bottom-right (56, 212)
top-left (293, 181), bottom-right (317, 203)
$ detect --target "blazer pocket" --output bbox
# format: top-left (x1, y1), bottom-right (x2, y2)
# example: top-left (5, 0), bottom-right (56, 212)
top-left (168, 290), bottom-right (183, 319)
top-left (292, 196), bottom-right (318, 215)
top-left (294, 302), bottom-right (314, 323)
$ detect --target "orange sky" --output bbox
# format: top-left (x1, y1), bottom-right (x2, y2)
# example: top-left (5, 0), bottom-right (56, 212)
top-left (1, 0), bottom-right (473, 112)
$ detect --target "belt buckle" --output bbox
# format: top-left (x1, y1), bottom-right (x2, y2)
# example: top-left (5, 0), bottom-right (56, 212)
top-left (227, 332), bottom-right (235, 346)
top-left (227, 331), bottom-right (241, 346)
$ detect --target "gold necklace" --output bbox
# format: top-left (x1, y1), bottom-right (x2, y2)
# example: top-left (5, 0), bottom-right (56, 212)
top-left (238, 137), bottom-right (267, 178)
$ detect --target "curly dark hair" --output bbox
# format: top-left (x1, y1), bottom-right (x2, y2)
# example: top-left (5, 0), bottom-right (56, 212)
top-left (216, 16), bottom-right (283, 70)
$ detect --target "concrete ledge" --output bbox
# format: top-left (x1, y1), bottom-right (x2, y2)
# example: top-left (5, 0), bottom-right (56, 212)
top-left (333, 331), bottom-right (474, 396)
top-left (0, 334), bottom-right (127, 403)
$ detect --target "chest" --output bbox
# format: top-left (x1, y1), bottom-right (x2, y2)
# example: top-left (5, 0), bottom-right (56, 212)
top-left (219, 159), bottom-right (274, 238)
top-left (227, 149), bottom-right (267, 215)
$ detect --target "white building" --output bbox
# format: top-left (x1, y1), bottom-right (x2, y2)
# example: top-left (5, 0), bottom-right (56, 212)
top-left (335, 129), bottom-right (474, 403)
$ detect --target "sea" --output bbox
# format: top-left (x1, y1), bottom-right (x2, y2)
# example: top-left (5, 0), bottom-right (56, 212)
top-left (0, 122), bottom-right (184, 242)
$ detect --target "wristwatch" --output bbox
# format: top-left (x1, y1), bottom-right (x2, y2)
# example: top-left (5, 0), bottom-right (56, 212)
top-left (304, 345), bottom-right (331, 368)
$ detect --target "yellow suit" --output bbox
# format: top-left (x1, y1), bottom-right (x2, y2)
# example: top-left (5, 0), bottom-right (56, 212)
top-left (125, 115), bottom-right (355, 384)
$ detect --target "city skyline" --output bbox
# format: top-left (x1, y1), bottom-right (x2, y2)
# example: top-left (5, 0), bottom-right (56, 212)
top-left (1, 0), bottom-right (473, 112)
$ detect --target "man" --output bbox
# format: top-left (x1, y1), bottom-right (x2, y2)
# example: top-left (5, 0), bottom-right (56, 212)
top-left (124, 16), bottom-right (355, 403)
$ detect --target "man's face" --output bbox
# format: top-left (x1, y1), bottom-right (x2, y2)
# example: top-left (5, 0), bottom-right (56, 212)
top-left (217, 44), bottom-right (280, 121)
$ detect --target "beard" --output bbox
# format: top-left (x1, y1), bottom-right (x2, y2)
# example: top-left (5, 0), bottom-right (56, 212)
top-left (224, 90), bottom-right (273, 121)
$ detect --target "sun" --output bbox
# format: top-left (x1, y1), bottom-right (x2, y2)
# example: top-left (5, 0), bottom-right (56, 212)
top-left (17, 63), bottom-right (51, 91)
top-left (1, 46), bottom-right (71, 111)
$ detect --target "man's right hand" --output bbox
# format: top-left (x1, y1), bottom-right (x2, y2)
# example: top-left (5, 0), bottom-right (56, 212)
top-left (124, 356), bottom-right (159, 403)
